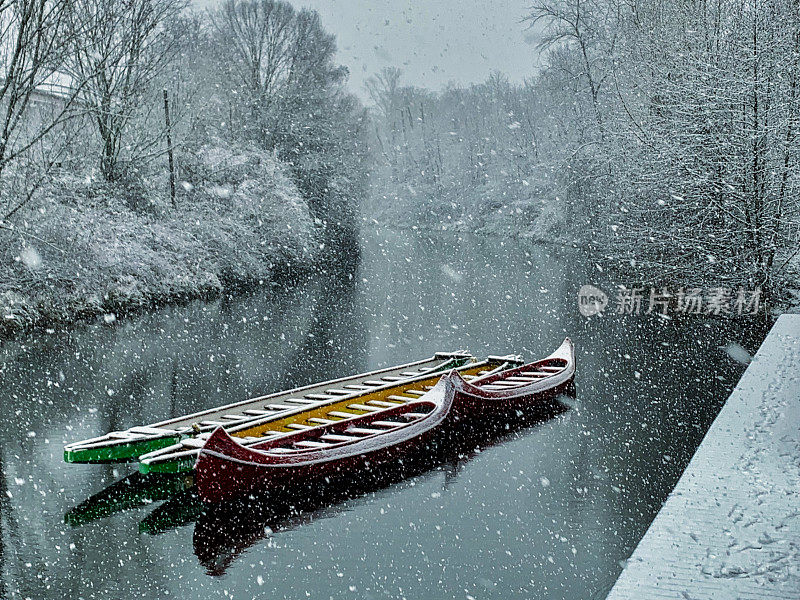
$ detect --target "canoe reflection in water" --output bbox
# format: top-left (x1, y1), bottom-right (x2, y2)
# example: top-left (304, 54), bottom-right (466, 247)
top-left (64, 471), bottom-right (194, 527)
top-left (193, 393), bottom-right (573, 576)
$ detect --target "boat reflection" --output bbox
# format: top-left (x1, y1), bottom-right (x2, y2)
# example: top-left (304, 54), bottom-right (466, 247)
top-left (192, 398), bottom-right (572, 575)
top-left (64, 472), bottom-right (194, 527)
top-left (62, 394), bottom-right (573, 576)
top-left (139, 488), bottom-right (206, 535)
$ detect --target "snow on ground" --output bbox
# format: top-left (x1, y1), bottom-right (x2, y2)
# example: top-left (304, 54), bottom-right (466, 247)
top-left (700, 348), bottom-right (800, 585)
top-left (607, 314), bottom-right (800, 599)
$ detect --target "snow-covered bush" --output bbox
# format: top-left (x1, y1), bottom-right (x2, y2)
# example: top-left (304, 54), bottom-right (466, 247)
top-left (0, 141), bottom-right (318, 336)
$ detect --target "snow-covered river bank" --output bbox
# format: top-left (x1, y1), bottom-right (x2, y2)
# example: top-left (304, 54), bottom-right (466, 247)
top-left (0, 228), bottom-right (766, 599)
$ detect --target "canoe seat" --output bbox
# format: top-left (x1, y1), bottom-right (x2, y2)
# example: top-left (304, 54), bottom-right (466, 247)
top-left (362, 380), bottom-right (388, 386)
top-left (221, 414), bottom-right (248, 420)
top-left (308, 417), bottom-right (336, 424)
top-left (400, 371), bottom-right (421, 376)
top-left (294, 440), bottom-right (331, 449)
top-left (181, 438), bottom-right (208, 448)
top-left (539, 366), bottom-right (563, 372)
top-left (323, 389), bottom-right (353, 395)
top-left (328, 411), bottom-right (358, 419)
top-left (381, 376), bottom-right (403, 382)
top-left (321, 434), bottom-right (360, 442)
top-left (520, 371), bottom-right (548, 378)
top-left (371, 420), bottom-right (403, 428)
top-left (283, 398), bottom-right (317, 405)
top-left (367, 400), bottom-right (400, 408)
top-left (404, 390), bottom-right (427, 396)
top-left (344, 384), bottom-right (371, 390)
top-left (242, 409), bottom-right (271, 416)
top-left (347, 404), bottom-right (381, 412)
top-left (304, 394), bottom-right (334, 400)
top-left (346, 427), bottom-right (384, 435)
top-left (286, 424), bottom-right (314, 430)
top-left (274, 403), bottom-right (297, 410)
top-left (387, 395), bottom-right (412, 402)
top-left (236, 431), bottom-right (280, 441)
top-left (403, 412), bottom-right (429, 419)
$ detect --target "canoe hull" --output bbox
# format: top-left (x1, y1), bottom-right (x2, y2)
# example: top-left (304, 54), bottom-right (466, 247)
top-left (139, 356), bottom-right (521, 475)
top-left (196, 340), bottom-right (576, 503)
top-left (196, 379), bottom-right (456, 503)
top-left (449, 379), bottom-right (574, 432)
top-left (196, 427), bottom-right (442, 503)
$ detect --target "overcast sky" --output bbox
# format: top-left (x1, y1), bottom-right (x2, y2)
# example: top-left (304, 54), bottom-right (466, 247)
top-left (198, 0), bottom-right (543, 100)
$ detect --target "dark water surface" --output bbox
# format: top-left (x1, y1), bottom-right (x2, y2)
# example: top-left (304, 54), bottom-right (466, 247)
top-left (0, 228), bottom-right (766, 599)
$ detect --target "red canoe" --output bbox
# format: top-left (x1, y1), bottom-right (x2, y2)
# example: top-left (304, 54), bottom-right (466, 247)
top-left (196, 339), bottom-right (576, 503)
top-left (448, 337), bottom-right (575, 424)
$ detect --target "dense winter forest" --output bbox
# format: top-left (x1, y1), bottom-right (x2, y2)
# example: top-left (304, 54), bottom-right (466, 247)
top-left (0, 0), bottom-right (367, 335)
top-left (1, 0), bottom-right (798, 336)
top-left (368, 0), bottom-right (800, 303)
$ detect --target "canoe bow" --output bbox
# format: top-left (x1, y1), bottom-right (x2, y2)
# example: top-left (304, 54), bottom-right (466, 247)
top-left (450, 338), bottom-right (575, 400)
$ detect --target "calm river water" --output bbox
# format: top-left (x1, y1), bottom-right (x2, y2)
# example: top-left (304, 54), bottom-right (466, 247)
top-left (0, 228), bottom-right (766, 599)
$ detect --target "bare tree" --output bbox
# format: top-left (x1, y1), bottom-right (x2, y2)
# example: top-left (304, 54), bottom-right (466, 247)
top-left (525, 0), bottom-right (616, 132)
top-left (598, 0), bottom-right (800, 298)
top-left (365, 66), bottom-right (403, 122)
top-left (64, 0), bottom-right (188, 181)
top-left (209, 0), bottom-right (348, 143)
top-left (0, 0), bottom-right (87, 217)
top-left (210, 0), bottom-right (296, 102)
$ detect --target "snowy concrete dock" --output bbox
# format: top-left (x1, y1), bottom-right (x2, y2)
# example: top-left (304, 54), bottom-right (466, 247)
top-left (606, 314), bottom-right (800, 600)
